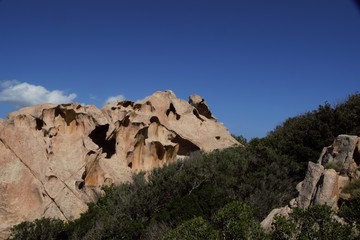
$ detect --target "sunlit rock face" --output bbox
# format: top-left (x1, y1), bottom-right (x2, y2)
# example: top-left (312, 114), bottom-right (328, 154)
top-left (0, 90), bottom-right (239, 239)
top-left (261, 135), bottom-right (360, 231)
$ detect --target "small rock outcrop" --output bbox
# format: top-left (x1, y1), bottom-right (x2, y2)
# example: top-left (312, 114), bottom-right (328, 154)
top-left (261, 134), bottom-right (360, 231)
top-left (0, 90), bottom-right (240, 239)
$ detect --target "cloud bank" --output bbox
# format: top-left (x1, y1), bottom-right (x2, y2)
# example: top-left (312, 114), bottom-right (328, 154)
top-left (0, 80), bottom-right (77, 107)
top-left (104, 95), bottom-right (125, 105)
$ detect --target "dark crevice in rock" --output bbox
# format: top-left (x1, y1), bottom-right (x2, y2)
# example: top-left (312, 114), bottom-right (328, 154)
top-left (192, 109), bottom-right (204, 121)
top-left (171, 135), bottom-right (200, 156)
top-left (121, 116), bottom-right (130, 127)
top-left (189, 96), bottom-right (214, 119)
top-left (135, 127), bottom-right (148, 140)
top-left (312, 174), bottom-right (324, 205)
top-left (126, 151), bottom-right (133, 169)
top-left (150, 116), bottom-right (160, 124)
top-left (60, 103), bottom-right (72, 107)
top-left (134, 101), bottom-right (155, 112)
top-left (153, 141), bottom-right (165, 160)
top-left (195, 101), bottom-right (213, 119)
top-left (134, 104), bottom-right (142, 110)
top-left (146, 101), bottom-right (156, 111)
top-left (354, 146), bottom-right (360, 165)
top-left (76, 169), bottom-right (87, 189)
top-left (215, 136), bottom-right (221, 140)
top-left (337, 197), bottom-right (345, 209)
top-left (118, 101), bottom-right (134, 108)
top-left (35, 118), bottom-right (44, 130)
top-left (89, 124), bottom-right (116, 159)
top-left (76, 181), bottom-right (85, 190)
top-left (166, 103), bottom-right (181, 120)
top-left (81, 169), bottom-right (87, 180)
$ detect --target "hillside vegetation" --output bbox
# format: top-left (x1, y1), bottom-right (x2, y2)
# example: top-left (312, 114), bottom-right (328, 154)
top-left (8, 93), bottom-right (360, 239)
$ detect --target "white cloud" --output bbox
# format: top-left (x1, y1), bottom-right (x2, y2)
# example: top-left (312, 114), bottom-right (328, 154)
top-left (0, 80), bottom-right (77, 107)
top-left (104, 95), bottom-right (125, 105)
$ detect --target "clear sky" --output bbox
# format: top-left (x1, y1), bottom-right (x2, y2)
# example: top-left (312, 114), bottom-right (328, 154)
top-left (0, 0), bottom-right (359, 140)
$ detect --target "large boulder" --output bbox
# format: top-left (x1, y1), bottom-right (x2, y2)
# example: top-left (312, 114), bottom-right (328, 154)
top-left (261, 134), bottom-right (359, 231)
top-left (0, 90), bottom-right (240, 239)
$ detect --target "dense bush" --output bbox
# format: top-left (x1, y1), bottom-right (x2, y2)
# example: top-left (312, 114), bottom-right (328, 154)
top-left (7, 218), bottom-right (67, 240)
top-left (272, 205), bottom-right (354, 240)
top-left (212, 201), bottom-right (267, 240)
top-left (161, 216), bottom-right (219, 240)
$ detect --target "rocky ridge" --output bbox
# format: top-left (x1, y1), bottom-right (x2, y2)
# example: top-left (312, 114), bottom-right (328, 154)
top-left (261, 134), bottom-right (360, 230)
top-left (0, 90), bottom-right (239, 239)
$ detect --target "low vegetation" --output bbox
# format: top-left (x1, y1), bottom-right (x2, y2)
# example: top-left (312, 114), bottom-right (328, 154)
top-left (8, 93), bottom-right (360, 239)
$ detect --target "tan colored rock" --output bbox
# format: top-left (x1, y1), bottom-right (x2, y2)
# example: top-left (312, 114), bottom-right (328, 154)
top-left (0, 91), bottom-right (240, 238)
top-left (297, 162), bottom-right (324, 208)
top-left (261, 206), bottom-right (292, 232)
top-left (313, 169), bottom-right (338, 208)
top-left (262, 135), bottom-right (360, 232)
top-left (321, 135), bottom-right (358, 176)
top-left (189, 94), bottom-right (215, 119)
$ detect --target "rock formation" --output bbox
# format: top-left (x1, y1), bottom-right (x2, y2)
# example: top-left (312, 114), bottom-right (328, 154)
top-left (261, 134), bottom-right (360, 231)
top-left (0, 90), bottom-right (240, 239)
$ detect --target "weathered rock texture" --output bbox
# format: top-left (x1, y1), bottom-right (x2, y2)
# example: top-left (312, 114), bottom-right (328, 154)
top-left (261, 134), bottom-right (360, 231)
top-left (0, 90), bottom-right (239, 239)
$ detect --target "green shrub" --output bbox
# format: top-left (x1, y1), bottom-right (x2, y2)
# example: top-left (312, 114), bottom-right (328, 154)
top-left (271, 205), bottom-right (354, 240)
top-left (212, 201), bottom-right (268, 240)
top-left (324, 161), bottom-right (343, 172)
top-left (7, 218), bottom-right (67, 240)
top-left (161, 216), bottom-right (219, 240)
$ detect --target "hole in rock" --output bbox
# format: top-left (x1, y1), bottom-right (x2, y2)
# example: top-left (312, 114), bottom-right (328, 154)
top-left (121, 116), bottom-right (130, 127)
top-left (171, 135), bottom-right (200, 156)
top-left (89, 124), bottom-right (116, 159)
top-left (195, 100), bottom-right (213, 119)
top-left (150, 116), bottom-right (160, 124)
top-left (118, 101), bottom-right (134, 108)
top-left (353, 146), bottom-right (360, 165)
top-left (76, 181), bottom-right (85, 190)
top-left (134, 104), bottom-right (142, 110)
top-left (35, 118), bottom-right (44, 130)
top-left (166, 103), bottom-right (181, 120)
top-left (166, 103), bottom-right (176, 116)
top-left (215, 136), bottom-right (221, 140)
top-left (128, 162), bottom-right (132, 168)
top-left (81, 170), bottom-right (87, 180)
top-left (153, 141), bottom-right (165, 160)
top-left (135, 127), bottom-right (148, 140)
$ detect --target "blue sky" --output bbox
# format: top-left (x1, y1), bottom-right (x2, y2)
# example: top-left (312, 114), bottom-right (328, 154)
top-left (0, 0), bottom-right (359, 139)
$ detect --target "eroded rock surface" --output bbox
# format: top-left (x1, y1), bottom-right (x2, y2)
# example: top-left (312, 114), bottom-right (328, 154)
top-left (0, 91), bottom-right (240, 239)
top-left (262, 134), bottom-right (360, 231)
